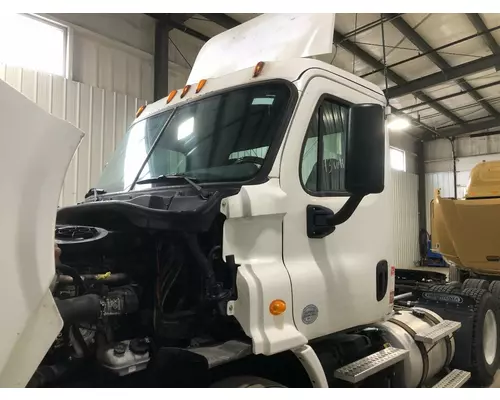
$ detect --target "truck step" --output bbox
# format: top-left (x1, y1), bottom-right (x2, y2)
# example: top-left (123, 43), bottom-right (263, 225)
top-left (432, 369), bottom-right (471, 388)
top-left (334, 347), bottom-right (409, 384)
top-left (415, 320), bottom-right (461, 345)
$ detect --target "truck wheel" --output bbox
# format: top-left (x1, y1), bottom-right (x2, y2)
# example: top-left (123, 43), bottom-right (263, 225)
top-left (489, 281), bottom-right (500, 297)
top-left (463, 279), bottom-right (489, 290)
top-left (428, 284), bottom-right (460, 293)
top-left (460, 288), bottom-right (500, 386)
top-left (210, 376), bottom-right (286, 388)
top-left (448, 281), bottom-right (462, 290)
top-left (488, 281), bottom-right (500, 310)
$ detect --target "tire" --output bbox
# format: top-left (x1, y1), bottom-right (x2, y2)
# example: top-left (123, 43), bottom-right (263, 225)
top-left (463, 278), bottom-right (490, 290)
top-left (210, 376), bottom-right (286, 388)
top-left (488, 281), bottom-right (500, 311)
top-left (448, 281), bottom-right (463, 290)
top-left (459, 288), bottom-right (500, 386)
top-left (428, 284), bottom-right (460, 294)
top-left (449, 264), bottom-right (461, 282)
top-left (489, 281), bottom-right (500, 297)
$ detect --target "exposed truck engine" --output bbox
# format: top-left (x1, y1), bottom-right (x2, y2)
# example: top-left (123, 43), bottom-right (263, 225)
top-left (38, 189), bottom-right (245, 386)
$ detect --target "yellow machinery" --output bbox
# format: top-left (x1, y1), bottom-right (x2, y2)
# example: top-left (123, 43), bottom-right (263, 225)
top-left (432, 160), bottom-right (500, 277)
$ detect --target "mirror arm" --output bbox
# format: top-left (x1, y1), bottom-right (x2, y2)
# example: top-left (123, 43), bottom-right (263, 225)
top-left (331, 194), bottom-right (365, 226)
top-left (306, 194), bottom-right (365, 239)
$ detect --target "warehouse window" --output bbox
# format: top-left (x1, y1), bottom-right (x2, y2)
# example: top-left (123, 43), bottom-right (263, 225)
top-left (390, 147), bottom-right (406, 171)
top-left (0, 14), bottom-right (67, 76)
top-left (300, 98), bottom-right (348, 195)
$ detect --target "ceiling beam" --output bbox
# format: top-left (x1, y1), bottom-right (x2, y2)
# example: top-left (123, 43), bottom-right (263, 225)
top-left (386, 13), bottom-right (499, 117)
top-left (390, 106), bottom-right (441, 140)
top-left (168, 19), bottom-right (210, 42)
top-left (467, 13), bottom-right (500, 56)
top-left (154, 18), bottom-right (170, 100)
top-left (437, 117), bottom-right (500, 137)
top-left (399, 78), bottom-right (500, 112)
top-left (200, 13), bottom-right (240, 29)
top-left (146, 13), bottom-right (194, 30)
top-left (146, 13), bottom-right (209, 41)
top-left (385, 53), bottom-right (500, 99)
top-left (334, 31), bottom-right (464, 127)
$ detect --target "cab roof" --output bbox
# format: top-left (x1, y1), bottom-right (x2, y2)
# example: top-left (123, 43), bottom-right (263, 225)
top-left (136, 58), bottom-right (385, 124)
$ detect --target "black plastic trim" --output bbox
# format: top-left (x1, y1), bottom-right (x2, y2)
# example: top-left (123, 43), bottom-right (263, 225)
top-left (57, 190), bottom-right (228, 233)
top-left (307, 205), bottom-right (335, 238)
top-left (376, 260), bottom-right (389, 302)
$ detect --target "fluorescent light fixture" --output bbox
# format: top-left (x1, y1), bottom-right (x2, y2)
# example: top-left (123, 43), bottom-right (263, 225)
top-left (178, 117), bottom-right (194, 140)
top-left (387, 117), bottom-right (410, 131)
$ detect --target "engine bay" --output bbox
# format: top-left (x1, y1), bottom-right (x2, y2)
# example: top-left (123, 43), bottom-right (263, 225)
top-left (31, 191), bottom-right (245, 387)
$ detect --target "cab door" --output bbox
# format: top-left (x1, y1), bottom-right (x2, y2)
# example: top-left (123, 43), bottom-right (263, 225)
top-left (280, 75), bottom-right (392, 340)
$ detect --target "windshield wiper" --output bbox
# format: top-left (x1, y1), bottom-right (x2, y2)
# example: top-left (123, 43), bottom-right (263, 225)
top-left (84, 188), bottom-right (107, 200)
top-left (136, 174), bottom-right (208, 199)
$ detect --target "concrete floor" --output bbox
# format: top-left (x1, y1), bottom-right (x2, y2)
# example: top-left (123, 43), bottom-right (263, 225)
top-left (490, 372), bottom-right (500, 388)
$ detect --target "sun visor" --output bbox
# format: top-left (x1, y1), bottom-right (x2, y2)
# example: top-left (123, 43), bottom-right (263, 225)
top-left (187, 13), bottom-right (335, 84)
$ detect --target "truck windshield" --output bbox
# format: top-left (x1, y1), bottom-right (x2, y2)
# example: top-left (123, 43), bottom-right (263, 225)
top-left (96, 82), bottom-right (292, 193)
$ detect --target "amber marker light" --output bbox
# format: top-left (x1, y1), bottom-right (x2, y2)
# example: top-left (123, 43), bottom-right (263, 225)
top-left (253, 61), bottom-right (265, 78)
top-left (196, 79), bottom-right (207, 93)
top-left (269, 299), bottom-right (286, 316)
top-left (135, 105), bottom-right (146, 118)
top-left (166, 90), bottom-right (177, 104)
top-left (181, 85), bottom-right (191, 98)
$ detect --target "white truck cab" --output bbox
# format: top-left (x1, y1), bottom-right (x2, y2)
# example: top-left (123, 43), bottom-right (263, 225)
top-left (0, 14), bottom-right (485, 389)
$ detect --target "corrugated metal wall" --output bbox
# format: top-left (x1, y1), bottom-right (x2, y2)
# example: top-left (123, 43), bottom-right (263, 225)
top-left (71, 29), bottom-right (154, 101)
top-left (391, 170), bottom-right (419, 269)
top-left (45, 14), bottom-right (203, 102)
top-left (425, 136), bottom-right (500, 161)
top-left (43, 13), bottom-right (155, 102)
top-left (0, 63), bottom-right (145, 207)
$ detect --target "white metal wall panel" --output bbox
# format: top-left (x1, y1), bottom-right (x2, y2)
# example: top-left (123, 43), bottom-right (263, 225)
top-left (71, 30), bottom-right (154, 102)
top-left (0, 63), bottom-right (145, 207)
top-left (391, 170), bottom-right (419, 269)
top-left (43, 13), bottom-right (155, 102)
top-left (425, 136), bottom-right (500, 162)
top-left (47, 13), bottom-right (155, 55)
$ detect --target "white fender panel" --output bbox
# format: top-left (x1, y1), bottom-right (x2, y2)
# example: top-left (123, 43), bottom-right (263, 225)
top-left (222, 179), bottom-right (307, 355)
top-left (0, 80), bottom-right (84, 387)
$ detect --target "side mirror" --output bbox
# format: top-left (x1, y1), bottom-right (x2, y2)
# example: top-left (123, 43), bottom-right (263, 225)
top-left (345, 104), bottom-right (385, 195)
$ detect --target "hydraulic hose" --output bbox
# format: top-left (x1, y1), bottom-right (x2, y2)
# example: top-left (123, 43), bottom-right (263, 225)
top-left (56, 263), bottom-right (86, 294)
top-left (55, 294), bottom-right (101, 324)
top-left (184, 234), bottom-right (216, 286)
